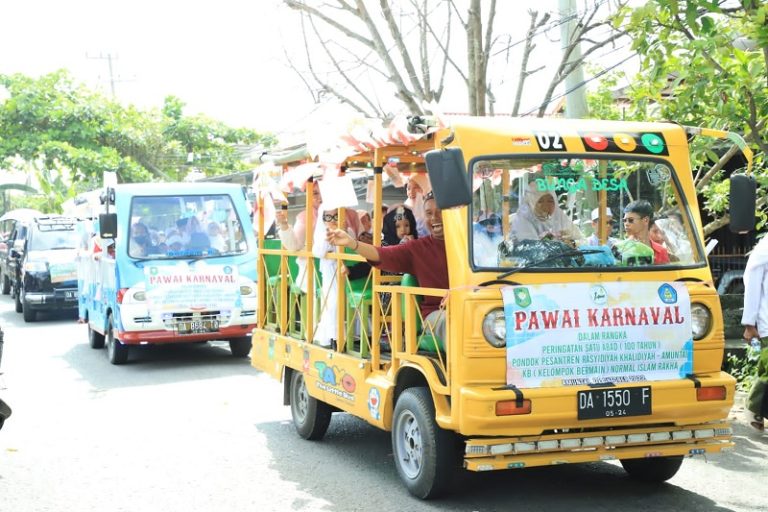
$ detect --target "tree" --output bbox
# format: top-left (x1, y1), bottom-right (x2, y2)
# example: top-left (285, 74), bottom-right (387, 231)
top-left (0, 183), bottom-right (37, 215)
top-left (282, 0), bottom-right (629, 119)
top-left (616, 0), bottom-right (768, 233)
top-left (0, 71), bottom-right (276, 211)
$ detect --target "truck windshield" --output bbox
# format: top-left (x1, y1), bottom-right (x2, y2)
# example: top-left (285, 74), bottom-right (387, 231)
top-left (470, 156), bottom-right (704, 270)
top-left (128, 194), bottom-right (247, 259)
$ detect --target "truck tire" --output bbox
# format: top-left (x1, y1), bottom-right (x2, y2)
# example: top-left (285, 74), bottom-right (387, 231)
top-left (106, 314), bottom-right (129, 365)
top-left (1, 273), bottom-right (10, 295)
top-left (290, 370), bottom-right (331, 440)
top-left (89, 324), bottom-right (105, 349)
top-left (620, 455), bottom-right (683, 482)
top-left (392, 387), bottom-right (456, 499)
top-left (229, 336), bottom-right (252, 358)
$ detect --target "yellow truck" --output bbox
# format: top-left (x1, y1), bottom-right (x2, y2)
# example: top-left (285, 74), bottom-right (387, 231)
top-left (251, 116), bottom-right (756, 498)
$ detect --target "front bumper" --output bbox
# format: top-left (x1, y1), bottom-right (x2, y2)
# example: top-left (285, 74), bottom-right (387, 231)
top-left (463, 421), bottom-right (732, 471)
top-left (456, 372), bottom-right (735, 470)
top-left (116, 297), bottom-right (258, 345)
top-left (24, 289), bottom-right (79, 311)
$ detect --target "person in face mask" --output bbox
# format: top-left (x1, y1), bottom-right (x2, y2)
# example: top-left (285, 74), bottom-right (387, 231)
top-left (130, 222), bottom-right (154, 257)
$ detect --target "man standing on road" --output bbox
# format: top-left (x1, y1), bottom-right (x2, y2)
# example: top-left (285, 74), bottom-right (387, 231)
top-left (741, 235), bottom-right (768, 431)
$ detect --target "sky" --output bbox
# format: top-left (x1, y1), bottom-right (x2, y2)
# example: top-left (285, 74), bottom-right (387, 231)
top-left (0, 1), bottom-right (636, 139)
top-left (0, 0), bottom-right (319, 133)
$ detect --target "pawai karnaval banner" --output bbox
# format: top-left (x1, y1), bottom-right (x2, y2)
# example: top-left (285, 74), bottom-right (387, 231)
top-left (501, 282), bottom-right (693, 388)
top-left (144, 262), bottom-right (241, 312)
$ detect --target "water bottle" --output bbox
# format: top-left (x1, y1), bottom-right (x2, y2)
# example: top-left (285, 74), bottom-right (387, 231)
top-left (750, 337), bottom-right (762, 353)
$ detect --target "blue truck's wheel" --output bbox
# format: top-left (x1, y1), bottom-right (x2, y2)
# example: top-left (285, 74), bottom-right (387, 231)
top-left (88, 323), bottom-right (105, 349)
top-left (229, 337), bottom-right (251, 358)
top-left (106, 315), bottom-right (129, 365)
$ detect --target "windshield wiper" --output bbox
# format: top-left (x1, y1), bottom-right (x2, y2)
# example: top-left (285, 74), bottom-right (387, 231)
top-left (496, 248), bottom-right (605, 280)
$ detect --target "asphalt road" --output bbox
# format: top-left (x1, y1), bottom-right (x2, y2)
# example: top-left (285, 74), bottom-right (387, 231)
top-left (0, 299), bottom-right (765, 512)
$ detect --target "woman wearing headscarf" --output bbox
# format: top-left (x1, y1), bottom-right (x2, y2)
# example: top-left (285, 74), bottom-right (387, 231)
top-left (511, 183), bottom-right (583, 244)
top-left (405, 174), bottom-right (431, 238)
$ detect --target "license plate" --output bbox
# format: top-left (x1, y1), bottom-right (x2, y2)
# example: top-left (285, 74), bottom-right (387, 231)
top-left (64, 290), bottom-right (77, 300)
top-left (176, 319), bottom-right (219, 335)
top-left (577, 386), bottom-right (652, 420)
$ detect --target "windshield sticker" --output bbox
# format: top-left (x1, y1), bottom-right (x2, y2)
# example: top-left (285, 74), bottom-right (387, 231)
top-left (646, 164), bottom-right (671, 186)
top-left (501, 282), bottom-right (693, 387)
top-left (579, 132), bottom-right (669, 156)
top-left (535, 177), bottom-right (629, 194)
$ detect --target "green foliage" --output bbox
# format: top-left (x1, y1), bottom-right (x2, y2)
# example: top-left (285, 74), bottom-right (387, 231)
top-left (724, 350), bottom-right (759, 392)
top-left (616, 0), bottom-right (768, 229)
top-left (0, 70), bottom-right (276, 212)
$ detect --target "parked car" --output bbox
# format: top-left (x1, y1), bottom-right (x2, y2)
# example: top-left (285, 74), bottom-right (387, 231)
top-left (15, 215), bottom-right (80, 322)
top-left (0, 209), bottom-right (42, 295)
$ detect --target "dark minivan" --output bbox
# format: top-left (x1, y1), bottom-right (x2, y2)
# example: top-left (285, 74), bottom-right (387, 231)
top-left (0, 209), bottom-right (42, 296)
top-left (15, 215), bottom-right (80, 322)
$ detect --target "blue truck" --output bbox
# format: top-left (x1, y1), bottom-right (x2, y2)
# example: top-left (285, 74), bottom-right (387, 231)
top-left (77, 182), bottom-right (258, 364)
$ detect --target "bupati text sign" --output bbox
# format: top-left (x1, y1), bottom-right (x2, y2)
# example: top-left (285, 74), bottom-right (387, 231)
top-left (501, 282), bottom-right (693, 388)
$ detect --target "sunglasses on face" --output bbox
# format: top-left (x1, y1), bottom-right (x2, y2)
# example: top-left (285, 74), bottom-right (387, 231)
top-left (623, 217), bottom-right (638, 224)
top-left (322, 212), bottom-right (339, 222)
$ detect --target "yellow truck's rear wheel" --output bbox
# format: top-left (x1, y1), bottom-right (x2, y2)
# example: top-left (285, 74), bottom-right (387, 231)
top-left (289, 370), bottom-right (331, 440)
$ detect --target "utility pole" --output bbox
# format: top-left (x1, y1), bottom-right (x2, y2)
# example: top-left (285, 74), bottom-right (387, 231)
top-left (559, 0), bottom-right (588, 119)
top-left (86, 52), bottom-right (126, 98)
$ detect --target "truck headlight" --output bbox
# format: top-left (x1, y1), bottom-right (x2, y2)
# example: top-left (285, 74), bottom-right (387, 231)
top-left (482, 308), bottom-right (507, 348)
top-left (690, 303), bottom-right (712, 340)
top-left (240, 285), bottom-right (254, 296)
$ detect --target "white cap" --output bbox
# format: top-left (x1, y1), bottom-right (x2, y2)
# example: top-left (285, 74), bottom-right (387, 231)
top-left (591, 207), bottom-right (613, 221)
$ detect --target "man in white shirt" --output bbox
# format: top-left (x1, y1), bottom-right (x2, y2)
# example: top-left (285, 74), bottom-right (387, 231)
top-left (741, 235), bottom-right (768, 431)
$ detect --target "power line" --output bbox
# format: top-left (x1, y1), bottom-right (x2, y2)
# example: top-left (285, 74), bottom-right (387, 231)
top-left (521, 52), bottom-right (636, 117)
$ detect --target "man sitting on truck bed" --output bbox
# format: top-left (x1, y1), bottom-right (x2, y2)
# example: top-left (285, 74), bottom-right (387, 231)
top-left (326, 191), bottom-right (449, 343)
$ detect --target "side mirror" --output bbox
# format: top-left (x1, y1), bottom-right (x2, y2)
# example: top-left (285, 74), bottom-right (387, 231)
top-left (729, 174), bottom-right (756, 233)
top-left (424, 148), bottom-right (472, 209)
top-left (99, 213), bottom-right (118, 239)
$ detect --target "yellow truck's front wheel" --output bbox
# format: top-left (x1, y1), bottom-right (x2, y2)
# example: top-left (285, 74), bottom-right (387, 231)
top-left (620, 456), bottom-right (684, 482)
top-left (392, 387), bottom-right (456, 499)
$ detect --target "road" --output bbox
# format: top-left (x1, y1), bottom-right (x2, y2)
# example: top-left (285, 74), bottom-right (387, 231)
top-left (0, 298), bottom-right (765, 512)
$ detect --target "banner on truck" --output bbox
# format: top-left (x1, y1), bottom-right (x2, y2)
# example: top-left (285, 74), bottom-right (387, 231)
top-left (501, 282), bottom-right (693, 387)
top-left (144, 262), bottom-right (241, 311)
